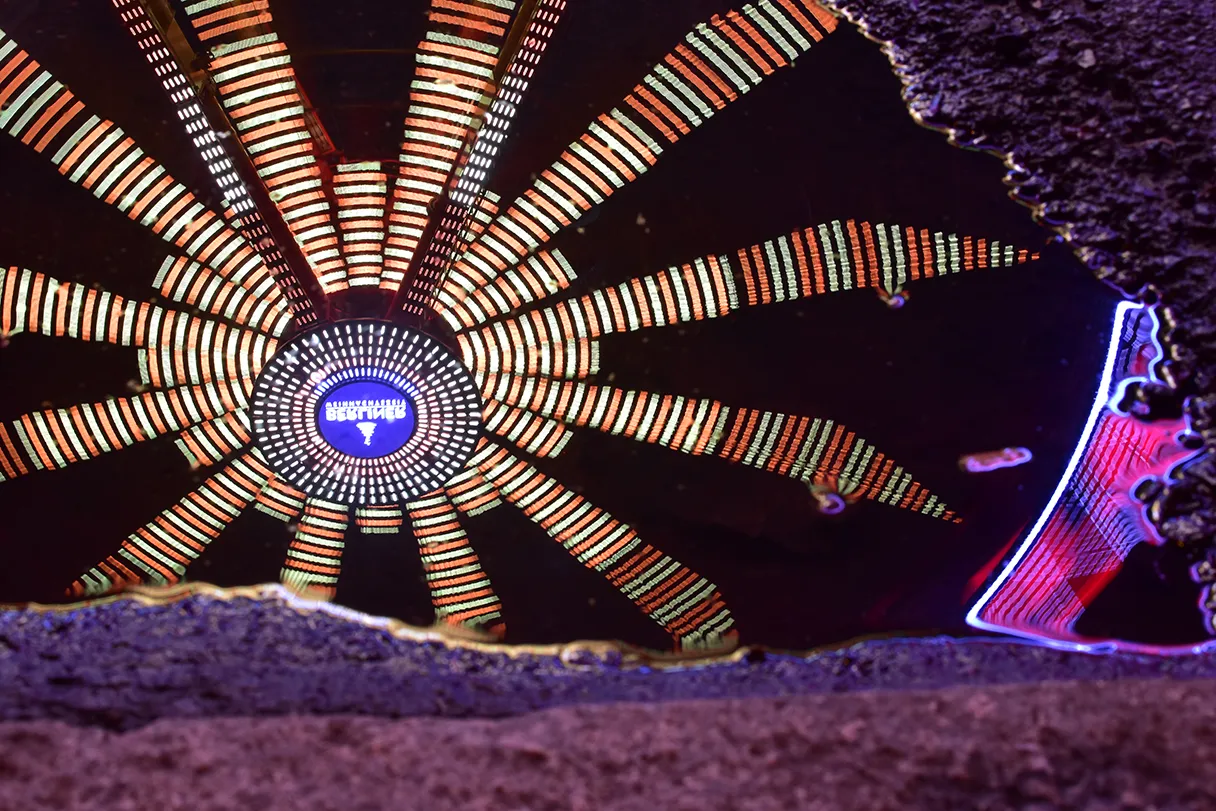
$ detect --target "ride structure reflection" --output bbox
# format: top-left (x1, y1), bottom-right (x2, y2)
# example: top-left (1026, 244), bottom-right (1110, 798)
top-left (0, 0), bottom-right (1185, 651)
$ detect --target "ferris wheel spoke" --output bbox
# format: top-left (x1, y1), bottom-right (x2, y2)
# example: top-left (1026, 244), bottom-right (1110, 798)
top-left (0, 27), bottom-right (293, 328)
top-left (444, 452), bottom-right (505, 517)
top-left (353, 505), bottom-right (405, 535)
top-left (0, 378), bottom-right (253, 484)
top-left (482, 398), bottom-right (574, 459)
top-left (1, 268), bottom-right (280, 380)
top-left (333, 163), bottom-right (389, 290)
top-left (67, 449), bottom-right (267, 598)
top-left (407, 491), bottom-right (505, 635)
top-left (475, 440), bottom-right (736, 650)
top-left (174, 409), bottom-right (252, 470)
top-left (385, 1), bottom-right (565, 304)
top-left (443, 0), bottom-right (840, 308)
top-left (437, 248), bottom-right (577, 332)
top-left (172, 0), bottom-right (347, 298)
top-left (475, 375), bottom-right (959, 522)
top-left (251, 471), bottom-right (307, 525)
top-left (459, 328), bottom-right (598, 381)
top-left (280, 498), bottom-right (349, 600)
top-left (152, 256), bottom-right (293, 337)
top-left (457, 220), bottom-right (1042, 341)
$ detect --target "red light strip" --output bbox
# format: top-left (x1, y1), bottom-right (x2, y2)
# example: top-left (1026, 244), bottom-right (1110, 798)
top-left (384, 1), bottom-right (522, 292)
top-left (69, 451), bottom-right (268, 597)
top-left (0, 27), bottom-right (293, 333)
top-left (333, 162), bottom-right (389, 289)
top-left (174, 409), bottom-right (252, 469)
top-left (473, 374), bottom-right (956, 521)
top-left (172, 0), bottom-right (345, 299)
top-left (476, 440), bottom-right (736, 649)
top-left (442, 0), bottom-right (839, 310)
top-left (109, 0), bottom-right (319, 323)
top-left (355, 505), bottom-right (405, 535)
top-left (408, 492), bottom-right (505, 635)
top-left (281, 498), bottom-right (349, 600)
top-left (1, 267), bottom-right (275, 376)
top-left (254, 470), bottom-right (308, 524)
top-left (397, 0), bottom-right (569, 316)
top-left (444, 453), bottom-right (504, 516)
top-left (448, 220), bottom-right (1039, 335)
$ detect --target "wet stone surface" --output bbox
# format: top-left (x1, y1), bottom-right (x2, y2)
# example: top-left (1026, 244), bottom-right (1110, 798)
top-left (1, 592), bottom-right (1216, 729)
top-left (831, 0), bottom-right (1216, 556)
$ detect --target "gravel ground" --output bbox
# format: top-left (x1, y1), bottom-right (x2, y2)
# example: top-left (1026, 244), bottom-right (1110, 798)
top-left (1, 679), bottom-right (1214, 810)
top-left (0, 590), bottom-right (1214, 729)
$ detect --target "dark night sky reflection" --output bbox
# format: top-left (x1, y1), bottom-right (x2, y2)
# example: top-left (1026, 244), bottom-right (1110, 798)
top-left (0, 0), bottom-right (1175, 651)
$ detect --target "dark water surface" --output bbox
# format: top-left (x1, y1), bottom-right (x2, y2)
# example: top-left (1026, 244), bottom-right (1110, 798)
top-left (0, 0), bottom-right (1166, 651)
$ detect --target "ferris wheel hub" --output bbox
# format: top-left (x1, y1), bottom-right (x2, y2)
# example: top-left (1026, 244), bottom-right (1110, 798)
top-left (250, 320), bottom-right (483, 506)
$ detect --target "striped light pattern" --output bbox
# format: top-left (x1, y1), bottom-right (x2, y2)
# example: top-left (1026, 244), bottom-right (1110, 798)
top-left (69, 451), bottom-right (269, 597)
top-left (968, 305), bottom-right (1196, 645)
top-left (5, 0), bottom-right (1078, 649)
top-left (0, 27), bottom-right (294, 335)
top-left (281, 498), bottom-right (349, 598)
top-left (439, 0), bottom-right (841, 311)
top-left (255, 473), bottom-right (307, 522)
top-left (179, 0), bottom-right (347, 294)
top-left (109, 0), bottom-right (318, 325)
top-left (476, 439), bottom-right (736, 648)
top-left (447, 219), bottom-right (1038, 336)
top-left (408, 492), bottom-right (504, 634)
top-left (398, 0), bottom-right (568, 315)
top-left (249, 321), bottom-right (483, 505)
top-left (383, 0), bottom-right (521, 291)
top-left (355, 505), bottom-right (404, 534)
top-left (334, 163), bottom-right (389, 288)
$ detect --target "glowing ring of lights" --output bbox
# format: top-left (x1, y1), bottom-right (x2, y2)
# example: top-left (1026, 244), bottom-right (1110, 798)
top-left (251, 321), bottom-right (482, 505)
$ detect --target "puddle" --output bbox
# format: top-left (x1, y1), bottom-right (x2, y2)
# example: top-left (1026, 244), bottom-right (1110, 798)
top-left (0, 0), bottom-right (1199, 654)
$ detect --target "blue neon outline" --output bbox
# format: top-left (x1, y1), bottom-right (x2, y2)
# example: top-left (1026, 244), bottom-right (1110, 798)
top-left (965, 301), bottom-right (1162, 651)
top-left (965, 301), bottom-right (1216, 654)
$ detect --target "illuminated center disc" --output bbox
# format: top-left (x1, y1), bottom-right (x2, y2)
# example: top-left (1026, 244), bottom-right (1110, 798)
top-left (317, 380), bottom-right (417, 458)
top-left (250, 321), bottom-right (482, 505)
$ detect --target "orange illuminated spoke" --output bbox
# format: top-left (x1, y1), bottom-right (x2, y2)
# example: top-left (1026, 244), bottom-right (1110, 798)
top-left (280, 498), bottom-right (350, 600)
top-left (334, 163), bottom-right (389, 289)
top-left (0, 28), bottom-right (290, 333)
top-left (408, 491), bottom-right (505, 635)
top-left (254, 472), bottom-right (308, 525)
top-left (354, 505), bottom-right (405, 535)
top-left (382, 1), bottom-right (518, 293)
top-left (0, 268), bottom-right (279, 382)
top-left (179, 1), bottom-right (347, 296)
top-left (441, 1), bottom-right (840, 310)
top-left (474, 440), bottom-right (736, 649)
top-left (458, 328), bottom-right (599, 382)
top-left (67, 451), bottom-right (267, 597)
top-left (481, 400), bottom-right (573, 458)
top-left (0, 380), bottom-right (253, 483)
top-left (452, 220), bottom-right (1042, 338)
top-left (174, 410), bottom-right (252, 470)
top-left (474, 376), bottom-right (958, 522)
top-left (444, 447), bottom-right (505, 517)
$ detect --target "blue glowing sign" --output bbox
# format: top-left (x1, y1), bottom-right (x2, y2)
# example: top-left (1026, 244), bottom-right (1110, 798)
top-left (317, 380), bottom-right (417, 458)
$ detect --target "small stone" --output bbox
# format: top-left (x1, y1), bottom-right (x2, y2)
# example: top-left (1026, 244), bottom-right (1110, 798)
top-left (1077, 49), bottom-right (1097, 68)
top-left (1035, 49), bottom-right (1061, 67)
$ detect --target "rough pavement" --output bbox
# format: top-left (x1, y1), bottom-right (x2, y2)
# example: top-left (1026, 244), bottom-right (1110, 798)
top-left (830, 0), bottom-right (1216, 561)
top-left (3, 590), bottom-right (1216, 729)
top-left (1, 679), bottom-right (1214, 810)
